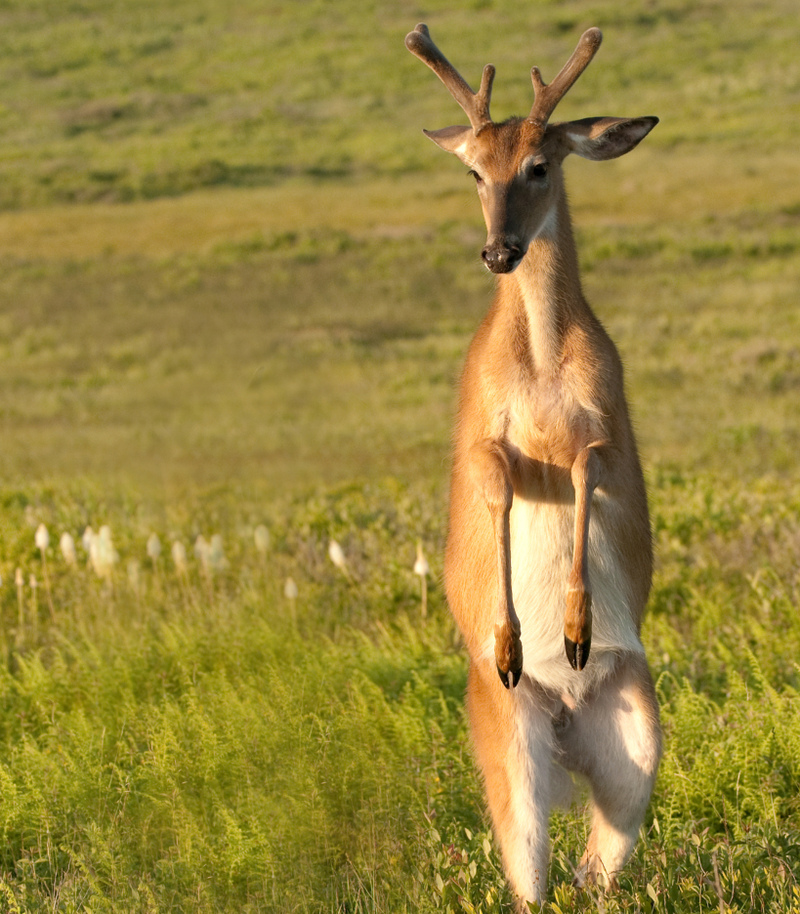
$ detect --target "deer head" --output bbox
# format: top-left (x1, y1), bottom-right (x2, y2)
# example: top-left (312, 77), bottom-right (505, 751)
top-left (405, 25), bottom-right (658, 274)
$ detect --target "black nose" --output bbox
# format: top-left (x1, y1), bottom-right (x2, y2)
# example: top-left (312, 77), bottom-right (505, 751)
top-left (481, 244), bottom-right (522, 274)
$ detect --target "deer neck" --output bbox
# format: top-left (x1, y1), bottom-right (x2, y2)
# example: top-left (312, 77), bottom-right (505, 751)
top-left (502, 199), bottom-right (586, 377)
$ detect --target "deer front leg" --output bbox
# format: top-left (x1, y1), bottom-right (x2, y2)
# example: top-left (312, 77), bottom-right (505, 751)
top-left (565, 445), bottom-right (603, 671)
top-left (469, 442), bottom-right (522, 689)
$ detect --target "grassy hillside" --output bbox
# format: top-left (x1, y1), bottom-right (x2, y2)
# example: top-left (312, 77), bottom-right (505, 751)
top-left (0, 0), bottom-right (798, 207)
top-left (0, 0), bottom-right (799, 910)
top-left (0, 0), bottom-right (798, 496)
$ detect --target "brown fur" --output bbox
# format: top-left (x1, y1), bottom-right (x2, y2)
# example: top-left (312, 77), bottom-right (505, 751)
top-left (406, 24), bottom-right (662, 908)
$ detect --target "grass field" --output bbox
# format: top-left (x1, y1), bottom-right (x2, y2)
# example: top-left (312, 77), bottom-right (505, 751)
top-left (0, 0), bottom-right (799, 910)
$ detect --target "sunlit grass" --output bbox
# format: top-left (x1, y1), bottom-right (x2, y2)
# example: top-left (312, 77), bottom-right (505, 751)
top-left (0, 476), bottom-right (799, 912)
top-left (0, 193), bottom-right (797, 495)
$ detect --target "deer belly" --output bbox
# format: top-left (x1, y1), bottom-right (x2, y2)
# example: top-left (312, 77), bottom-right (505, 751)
top-left (503, 494), bottom-right (644, 696)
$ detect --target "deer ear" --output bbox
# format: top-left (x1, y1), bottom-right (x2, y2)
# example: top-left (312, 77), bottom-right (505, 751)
top-left (557, 116), bottom-right (658, 161)
top-left (423, 125), bottom-right (474, 158)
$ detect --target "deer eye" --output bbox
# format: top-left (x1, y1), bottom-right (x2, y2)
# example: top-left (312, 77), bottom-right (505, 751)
top-left (528, 162), bottom-right (548, 180)
top-left (467, 169), bottom-right (484, 185)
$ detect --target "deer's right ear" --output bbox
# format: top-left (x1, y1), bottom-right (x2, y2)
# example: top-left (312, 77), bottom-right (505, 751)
top-left (423, 125), bottom-right (474, 160)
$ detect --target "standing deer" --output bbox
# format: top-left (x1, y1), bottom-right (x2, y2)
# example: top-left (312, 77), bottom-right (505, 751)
top-left (405, 23), bottom-right (662, 909)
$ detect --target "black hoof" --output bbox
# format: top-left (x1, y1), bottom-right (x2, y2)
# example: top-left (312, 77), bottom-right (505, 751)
top-left (497, 662), bottom-right (522, 689)
top-left (565, 635), bottom-right (590, 671)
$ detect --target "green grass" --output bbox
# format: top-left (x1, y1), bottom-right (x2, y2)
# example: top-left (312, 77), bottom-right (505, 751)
top-left (0, 0), bottom-right (799, 910)
top-left (1, 477), bottom-right (800, 912)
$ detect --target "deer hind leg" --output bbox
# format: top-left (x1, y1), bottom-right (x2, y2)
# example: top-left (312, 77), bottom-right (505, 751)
top-left (468, 441), bottom-right (522, 688)
top-left (557, 655), bottom-right (661, 888)
top-left (565, 446), bottom-right (602, 671)
top-left (467, 664), bottom-right (567, 910)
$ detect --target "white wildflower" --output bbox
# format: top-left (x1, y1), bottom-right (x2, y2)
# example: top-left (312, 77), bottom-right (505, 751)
top-left (413, 541), bottom-right (430, 578)
top-left (171, 541), bottom-right (188, 575)
top-left (414, 540), bottom-right (429, 620)
top-left (146, 533), bottom-right (162, 563)
top-left (328, 539), bottom-right (354, 581)
top-left (91, 525), bottom-right (117, 579)
top-left (36, 524), bottom-right (55, 619)
top-left (195, 535), bottom-right (210, 573)
top-left (284, 577), bottom-right (299, 600)
top-left (82, 526), bottom-right (94, 554)
top-left (89, 534), bottom-right (102, 576)
top-left (35, 523), bottom-right (49, 553)
top-left (14, 568), bottom-right (24, 629)
top-left (328, 540), bottom-right (347, 570)
top-left (209, 534), bottom-right (226, 572)
top-left (60, 532), bottom-right (77, 565)
top-left (254, 524), bottom-right (270, 555)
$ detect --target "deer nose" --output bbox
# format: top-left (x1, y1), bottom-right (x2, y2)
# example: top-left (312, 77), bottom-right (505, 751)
top-left (481, 242), bottom-right (522, 274)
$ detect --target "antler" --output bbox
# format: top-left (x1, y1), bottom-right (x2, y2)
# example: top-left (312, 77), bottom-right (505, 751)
top-left (405, 23), bottom-right (495, 135)
top-left (528, 27), bottom-right (602, 127)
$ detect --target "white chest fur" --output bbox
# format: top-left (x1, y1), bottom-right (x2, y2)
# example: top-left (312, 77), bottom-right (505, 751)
top-left (495, 492), bottom-right (644, 701)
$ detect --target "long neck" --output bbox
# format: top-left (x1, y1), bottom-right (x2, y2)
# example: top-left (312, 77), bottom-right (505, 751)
top-left (501, 195), bottom-right (587, 376)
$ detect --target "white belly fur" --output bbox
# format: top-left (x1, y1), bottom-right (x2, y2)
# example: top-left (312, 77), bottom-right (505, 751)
top-left (485, 492), bottom-right (644, 702)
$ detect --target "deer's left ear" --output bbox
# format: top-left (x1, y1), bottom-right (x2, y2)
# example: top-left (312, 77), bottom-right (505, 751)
top-left (555, 116), bottom-right (658, 161)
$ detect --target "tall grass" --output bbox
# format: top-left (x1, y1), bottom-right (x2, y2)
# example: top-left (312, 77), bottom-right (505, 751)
top-left (0, 476), bottom-right (800, 911)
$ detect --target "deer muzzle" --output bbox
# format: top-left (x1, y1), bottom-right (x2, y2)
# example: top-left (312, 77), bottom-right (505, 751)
top-left (482, 240), bottom-right (523, 274)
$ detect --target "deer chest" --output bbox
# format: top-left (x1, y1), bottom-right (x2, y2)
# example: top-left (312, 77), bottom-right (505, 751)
top-left (504, 383), bottom-right (605, 481)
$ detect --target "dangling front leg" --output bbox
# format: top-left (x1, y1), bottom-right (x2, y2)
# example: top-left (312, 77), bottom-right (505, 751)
top-left (565, 445), bottom-right (603, 671)
top-left (469, 441), bottom-right (522, 688)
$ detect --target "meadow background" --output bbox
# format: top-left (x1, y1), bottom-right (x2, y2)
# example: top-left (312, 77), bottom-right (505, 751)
top-left (0, 0), bottom-right (798, 911)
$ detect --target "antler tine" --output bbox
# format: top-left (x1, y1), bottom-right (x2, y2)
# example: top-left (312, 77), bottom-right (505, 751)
top-left (405, 23), bottom-right (495, 134)
top-left (528, 27), bottom-right (602, 127)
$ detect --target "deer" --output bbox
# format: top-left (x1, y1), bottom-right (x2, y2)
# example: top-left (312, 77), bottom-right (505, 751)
top-left (405, 23), bottom-right (662, 909)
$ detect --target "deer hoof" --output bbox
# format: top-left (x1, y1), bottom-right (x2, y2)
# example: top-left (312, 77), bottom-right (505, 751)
top-left (496, 661), bottom-right (522, 690)
top-left (495, 626), bottom-right (523, 689)
top-left (564, 634), bottom-right (591, 671)
top-left (573, 854), bottom-right (618, 892)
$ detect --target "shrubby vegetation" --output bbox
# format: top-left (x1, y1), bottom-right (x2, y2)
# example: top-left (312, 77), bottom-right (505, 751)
top-left (0, 0), bottom-right (798, 910)
top-left (1, 476), bottom-right (800, 912)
